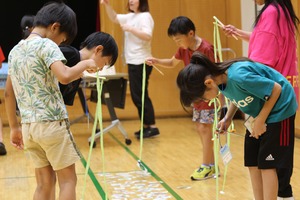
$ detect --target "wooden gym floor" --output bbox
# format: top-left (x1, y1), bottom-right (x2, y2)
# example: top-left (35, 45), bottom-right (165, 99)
top-left (0, 117), bottom-right (299, 199)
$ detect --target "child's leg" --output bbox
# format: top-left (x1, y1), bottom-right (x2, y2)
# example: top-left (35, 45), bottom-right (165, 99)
top-left (34, 165), bottom-right (56, 200)
top-left (248, 166), bottom-right (263, 200)
top-left (261, 168), bottom-right (278, 199)
top-left (56, 164), bottom-right (77, 200)
top-left (196, 122), bottom-right (214, 165)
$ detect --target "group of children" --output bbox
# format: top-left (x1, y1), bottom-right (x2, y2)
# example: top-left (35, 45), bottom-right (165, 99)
top-left (3, 0), bottom-right (299, 199)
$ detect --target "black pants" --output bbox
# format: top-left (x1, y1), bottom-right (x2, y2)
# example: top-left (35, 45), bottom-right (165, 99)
top-left (128, 63), bottom-right (155, 125)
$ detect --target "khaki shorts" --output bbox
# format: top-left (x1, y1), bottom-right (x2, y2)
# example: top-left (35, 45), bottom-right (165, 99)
top-left (22, 119), bottom-right (81, 171)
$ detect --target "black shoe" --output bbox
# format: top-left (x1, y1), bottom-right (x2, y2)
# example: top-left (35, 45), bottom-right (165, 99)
top-left (0, 142), bottom-right (7, 155)
top-left (135, 127), bottom-right (160, 139)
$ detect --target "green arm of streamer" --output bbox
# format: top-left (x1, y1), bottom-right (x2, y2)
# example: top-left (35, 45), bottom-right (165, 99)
top-left (81, 74), bottom-right (108, 200)
top-left (138, 62), bottom-right (146, 166)
top-left (213, 19), bottom-right (236, 196)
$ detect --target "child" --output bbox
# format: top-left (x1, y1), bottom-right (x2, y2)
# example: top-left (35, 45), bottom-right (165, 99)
top-left (146, 16), bottom-right (220, 180)
top-left (4, 2), bottom-right (107, 199)
top-left (177, 52), bottom-right (297, 200)
top-left (59, 31), bottom-right (118, 106)
top-left (20, 15), bottom-right (35, 39)
top-left (221, 1), bottom-right (299, 197)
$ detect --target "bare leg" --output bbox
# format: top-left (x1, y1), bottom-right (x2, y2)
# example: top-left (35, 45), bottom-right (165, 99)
top-left (261, 168), bottom-right (278, 200)
top-left (248, 166), bottom-right (263, 200)
top-left (34, 165), bottom-right (56, 200)
top-left (57, 164), bottom-right (77, 200)
top-left (196, 122), bottom-right (214, 165)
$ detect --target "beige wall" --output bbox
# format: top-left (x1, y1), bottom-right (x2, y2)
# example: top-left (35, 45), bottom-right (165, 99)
top-left (98, 0), bottom-right (299, 135)
top-left (1, 0), bottom-right (299, 136)
top-left (98, 0), bottom-right (242, 120)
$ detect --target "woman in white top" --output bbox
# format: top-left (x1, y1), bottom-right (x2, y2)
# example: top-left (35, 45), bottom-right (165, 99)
top-left (101, 0), bottom-right (159, 138)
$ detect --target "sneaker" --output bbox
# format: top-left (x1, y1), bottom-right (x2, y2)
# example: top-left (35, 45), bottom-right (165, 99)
top-left (135, 127), bottom-right (160, 139)
top-left (191, 165), bottom-right (215, 180)
top-left (0, 142), bottom-right (7, 156)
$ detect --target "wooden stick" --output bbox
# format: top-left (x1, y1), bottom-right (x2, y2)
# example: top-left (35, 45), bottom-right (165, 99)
top-left (213, 16), bottom-right (238, 40)
top-left (152, 65), bottom-right (164, 76)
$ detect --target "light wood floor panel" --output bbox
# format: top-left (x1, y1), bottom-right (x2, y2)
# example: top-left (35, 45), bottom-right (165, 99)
top-left (0, 118), bottom-right (299, 199)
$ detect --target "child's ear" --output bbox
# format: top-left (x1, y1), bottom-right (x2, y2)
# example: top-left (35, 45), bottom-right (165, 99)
top-left (51, 22), bottom-right (61, 32)
top-left (204, 78), bottom-right (214, 88)
top-left (95, 45), bottom-right (104, 54)
top-left (188, 30), bottom-right (195, 37)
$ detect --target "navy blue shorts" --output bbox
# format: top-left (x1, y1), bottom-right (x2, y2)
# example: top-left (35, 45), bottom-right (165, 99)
top-left (244, 115), bottom-right (295, 169)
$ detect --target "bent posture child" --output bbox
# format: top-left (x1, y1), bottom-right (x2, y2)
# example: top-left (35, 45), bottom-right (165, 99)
top-left (4, 2), bottom-right (110, 199)
top-left (177, 52), bottom-right (297, 200)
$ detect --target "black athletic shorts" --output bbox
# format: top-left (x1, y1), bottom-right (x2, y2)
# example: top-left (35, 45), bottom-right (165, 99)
top-left (244, 114), bottom-right (295, 169)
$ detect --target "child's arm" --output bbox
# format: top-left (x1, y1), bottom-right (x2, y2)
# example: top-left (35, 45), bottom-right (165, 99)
top-left (145, 56), bottom-right (181, 68)
top-left (218, 102), bottom-right (239, 132)
top-left (4, 76), bottom-right (23, 150)
top-left (222, 24), bottom-right (251, 42)
top-left (50, 59), bottom-right (98, 84)
top-left (251, 82), bottom-right (282, 139)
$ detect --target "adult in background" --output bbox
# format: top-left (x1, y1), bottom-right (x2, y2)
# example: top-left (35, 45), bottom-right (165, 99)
top-left (100, 0), bottom-right (160, 139)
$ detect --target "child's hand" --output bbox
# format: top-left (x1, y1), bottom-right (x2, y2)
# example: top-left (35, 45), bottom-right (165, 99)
top-left (10, 127), bottom-right (23, 150)
top-left (85, 59), bottom-right (102, 73)
top-left (217, 116), bottom-right (232, 134)
top-left (145, 57), bottom-right (157, 66)
top-left (222, 25), bottom-right (239, 38)
top-left (251, 118), bottom-right (267, 139)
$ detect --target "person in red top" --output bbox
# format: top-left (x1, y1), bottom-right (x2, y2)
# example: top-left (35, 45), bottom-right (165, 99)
top-left (0, 46), bottom-right (7, 155)
top-left (146, 16), bottom-right (223, 180)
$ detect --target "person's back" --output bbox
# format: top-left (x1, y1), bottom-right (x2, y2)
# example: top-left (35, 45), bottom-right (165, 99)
top-left (9, 36), bottom-right (69, 122)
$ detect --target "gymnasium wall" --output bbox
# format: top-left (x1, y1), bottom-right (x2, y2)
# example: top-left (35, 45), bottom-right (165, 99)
top-left (98, 0), bottom-right (300, 135)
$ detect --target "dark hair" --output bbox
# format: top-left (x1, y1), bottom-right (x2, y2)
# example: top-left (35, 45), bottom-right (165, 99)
top-left (80, 32), bottom-right (118, 67)
top-left (254, 0), bottom-right (299, 33)
top-left (128, 0), bottom-right (149, 12)
top-left (177, 51), bottom-right (252, 107)
top-left (20, 15), bottom-right (35, 39)
top-left (34, 2), bottom-right (77, 44)
top-left (167, 16), bottom-right (196, 36)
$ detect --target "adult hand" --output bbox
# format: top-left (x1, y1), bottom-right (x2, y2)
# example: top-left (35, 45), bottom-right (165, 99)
top-left (120, 24), bottom-right (133, 32)
top-left (100, 0), bottom-right (109, 5)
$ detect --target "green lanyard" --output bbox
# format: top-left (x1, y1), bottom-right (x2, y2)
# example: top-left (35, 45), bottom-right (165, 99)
top-left (213, 17), bottom-right (235, 199)
top-left (81, 74), bottom-right (108, 200)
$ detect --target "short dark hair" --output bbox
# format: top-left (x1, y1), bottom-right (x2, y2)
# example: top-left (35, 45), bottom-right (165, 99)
top-left (34, 2), bottom-right (77, 44)
top-left (80, 32), bottom-right (118, 67)
top-left (20, 15), bottom-right (35, 39)
top-left (128, 0), bottom-right (150, 12)
top-left (168, 16), bottom-right (196, 36)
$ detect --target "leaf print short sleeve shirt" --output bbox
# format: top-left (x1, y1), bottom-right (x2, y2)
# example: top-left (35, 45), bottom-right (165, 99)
top-left (8, 37), bottom-right (68, 123)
